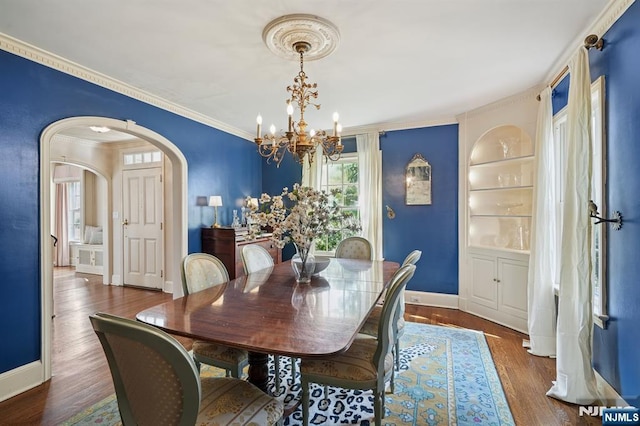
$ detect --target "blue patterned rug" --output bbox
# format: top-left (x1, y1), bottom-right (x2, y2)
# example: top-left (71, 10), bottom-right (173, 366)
top-left (61, 323), bottom-right (514, 425)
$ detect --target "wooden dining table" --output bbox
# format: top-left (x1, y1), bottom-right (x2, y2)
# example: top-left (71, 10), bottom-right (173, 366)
top-left (136, 257), bottom-right (400, 393)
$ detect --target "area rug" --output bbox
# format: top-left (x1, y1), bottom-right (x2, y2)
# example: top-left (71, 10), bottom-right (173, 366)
top-left (61, 322), bottom-right (514, 425)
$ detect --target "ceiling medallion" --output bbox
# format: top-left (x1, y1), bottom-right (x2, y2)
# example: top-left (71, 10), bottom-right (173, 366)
top-left (255, 14), bottom-right (343, 167)
top-left (262, 14), bottom-right (340, 61)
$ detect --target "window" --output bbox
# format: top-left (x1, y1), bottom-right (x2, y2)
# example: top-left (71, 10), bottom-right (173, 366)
top-left (123, 149), bottom-right (162, 167)
top-left (67, 181), bottom-right (82, 242)
top-left (314, 153), bottom-right (360, 254)
top-left (590, 76), bottom-right (607, 327)
top-left (552, 76), bottom-right (607, 327)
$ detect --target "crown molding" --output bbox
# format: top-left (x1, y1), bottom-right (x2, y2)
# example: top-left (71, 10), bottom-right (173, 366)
top-left (0, 32), bottom-right (254, 141)
top-left (341, 115), bottom-right (458, 137)
top-left (455, 86), bottom-right (540, 121)
top-left (542, 0), bottom-right (635, 85)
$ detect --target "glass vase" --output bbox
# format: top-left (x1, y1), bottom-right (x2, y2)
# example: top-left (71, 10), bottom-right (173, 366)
top-left (291, 244), bottom-right (315, 283)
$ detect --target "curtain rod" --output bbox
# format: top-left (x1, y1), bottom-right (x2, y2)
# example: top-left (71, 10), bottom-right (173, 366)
top-left (536, 34), bottom-right (604, 101)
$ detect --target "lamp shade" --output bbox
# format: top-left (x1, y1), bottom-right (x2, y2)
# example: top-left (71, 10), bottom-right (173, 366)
top-left (208, 195), bottom-right (223, 207)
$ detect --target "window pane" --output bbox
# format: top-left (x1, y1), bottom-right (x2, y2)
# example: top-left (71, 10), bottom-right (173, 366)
top-left (344, 163), bottom-right (358, 183)
top-left (317, 154), bottom-right (360, 254)
top-left (343, 185), bottom-right (358, 207)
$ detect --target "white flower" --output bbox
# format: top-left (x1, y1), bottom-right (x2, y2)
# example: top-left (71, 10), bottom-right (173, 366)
top-left (246, 183), bottom-right (361, 252)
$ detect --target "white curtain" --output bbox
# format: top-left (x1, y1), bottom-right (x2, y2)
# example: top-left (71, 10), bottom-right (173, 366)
top-left (356, 133), bottom-right (383, 260)
top-left (301, 149), bottom-right (323, 189)
top-left (54, 183), bottom-right (70, 266)
top-left (547, 47), bottom-right (598, 404)
top-left (526, 86), bottom-right (557, 357)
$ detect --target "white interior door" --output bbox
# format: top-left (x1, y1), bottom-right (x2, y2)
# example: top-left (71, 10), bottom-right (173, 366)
top-left (123, 167), bottom-right (163, 289)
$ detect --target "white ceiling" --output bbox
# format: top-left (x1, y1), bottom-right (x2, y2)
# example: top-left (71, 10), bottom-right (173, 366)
top-left (0, 1), bottom-right (610, 138)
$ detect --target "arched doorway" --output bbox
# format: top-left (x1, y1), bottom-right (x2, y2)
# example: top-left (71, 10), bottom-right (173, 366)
top-left (39, 116), bottom-right (188, 380)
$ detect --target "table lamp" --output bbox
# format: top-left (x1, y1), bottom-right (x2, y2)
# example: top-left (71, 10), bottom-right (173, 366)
top-left (209, 195), bottom-right (222, 228)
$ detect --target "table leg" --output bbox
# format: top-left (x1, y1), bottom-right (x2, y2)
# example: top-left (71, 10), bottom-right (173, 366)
top-left (248, 351), bottom-right (269, 393)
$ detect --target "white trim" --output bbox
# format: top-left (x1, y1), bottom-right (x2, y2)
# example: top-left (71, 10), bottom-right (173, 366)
top-left (0, 32), bottom-right (252, 141)
top-left (0, 361), bottom-right (43, 403)
top-left (39, 116), bottom-right (188, 388)
top-left (542, 0), bottom-right (635, 86)
top-left (341, 116), bottom-right (458, 137)
top-left (595, 370), bottom-right (629, 406)
top-left (455, 86), bottom-right (540, 121)
top-left (405, 290), bottom-right (459, 309)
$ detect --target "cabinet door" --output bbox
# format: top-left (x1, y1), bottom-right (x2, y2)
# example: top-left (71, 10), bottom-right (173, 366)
top-left (497, 258), bottom-right (528, 320)
top-left (469, 254), bottom-right (498, 310)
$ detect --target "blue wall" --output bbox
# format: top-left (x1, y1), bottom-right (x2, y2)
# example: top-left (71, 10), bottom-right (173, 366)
top-left (261, 127), bottom-right (460, 294)
top-left (381, 126), bottom-right (459, 293)
top-left (589, 1), bottom-right (640, 406)
top-left (0, 49), bottom-right (261, 373)
top-left (547, 2), bottom-right (640, 406)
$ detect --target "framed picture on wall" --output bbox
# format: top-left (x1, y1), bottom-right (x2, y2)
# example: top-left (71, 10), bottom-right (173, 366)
top-left (405, 153), bottom-right (431, 205)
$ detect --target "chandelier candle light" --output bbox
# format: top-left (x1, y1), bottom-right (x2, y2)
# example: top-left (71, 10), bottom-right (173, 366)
top-left (255, 15), bottom-right (344, 167)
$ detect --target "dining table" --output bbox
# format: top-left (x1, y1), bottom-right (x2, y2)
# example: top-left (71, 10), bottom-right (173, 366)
top-left (136, 257), bottom-right (400, 395)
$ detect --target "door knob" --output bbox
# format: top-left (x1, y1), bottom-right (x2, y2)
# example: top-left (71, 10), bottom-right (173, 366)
top-left (123, 219), bottom-right (129, 226)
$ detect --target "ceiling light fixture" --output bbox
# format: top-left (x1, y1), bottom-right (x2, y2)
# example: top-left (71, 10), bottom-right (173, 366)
top-left (255, 14), bottom-right (342, 167)
top-left (89, 126), bottom-right (111, 133)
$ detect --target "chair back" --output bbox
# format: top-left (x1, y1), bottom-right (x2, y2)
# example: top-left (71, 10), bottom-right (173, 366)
top-left (335, 236), bottom-right (372, 260)
top-left (181, 253), bottom-right (229, 295)
top-left (90, 312), bottom-right (201, 426)
top-left (373, 264), bottom-right (416, 373)
top-left (398, 249), bottom-right (422, 317)
top-left (402, 249), bottom-right (422, 266)
top-left (241, 244), bottom-right (274, 274)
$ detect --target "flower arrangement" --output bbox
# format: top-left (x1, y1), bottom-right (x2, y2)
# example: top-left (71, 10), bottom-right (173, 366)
top-left (246, 184), bottom-right (360, 281)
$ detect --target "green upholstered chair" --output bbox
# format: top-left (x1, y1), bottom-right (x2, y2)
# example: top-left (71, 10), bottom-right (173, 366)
top-left (240, 244), bottom-right (292, 394)
top-left (181, 253), bottom-right (249, 379)
top-left (360, 250), bottom-right (422, 371)
top-left (90, 312), bottom-right (283, 426)
top-left (300, 264), bottom-right (416, 426)
top-left (334, 236), bottom-right (373, 260)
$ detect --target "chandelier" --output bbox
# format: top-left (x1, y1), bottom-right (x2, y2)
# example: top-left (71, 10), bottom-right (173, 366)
top-left (254, 15), bottom-right (343, 167)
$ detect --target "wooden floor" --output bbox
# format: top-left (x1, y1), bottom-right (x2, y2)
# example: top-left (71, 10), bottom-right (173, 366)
top-left (0, 267), bottom-right (598, 425)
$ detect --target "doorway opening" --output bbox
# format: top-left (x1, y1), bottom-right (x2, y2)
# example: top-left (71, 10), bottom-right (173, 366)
top-left (40, 116), bottom-right (188, 381)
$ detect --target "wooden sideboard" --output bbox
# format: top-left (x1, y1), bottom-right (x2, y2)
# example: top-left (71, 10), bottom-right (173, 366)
top-left (201, 227), bottom-right (281, 279)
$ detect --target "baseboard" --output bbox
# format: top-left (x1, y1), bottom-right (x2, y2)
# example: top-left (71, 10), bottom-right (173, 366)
top-left (595, 370), bottom-right (629, 406)
top-left (405, 291), bottom-right (459, 309)
top-left (111, 274), bottom-right (122, 285)
top-left (163, 280), bottom-right (174, 294)
top-left (0, 361), bottom-right (43, 403)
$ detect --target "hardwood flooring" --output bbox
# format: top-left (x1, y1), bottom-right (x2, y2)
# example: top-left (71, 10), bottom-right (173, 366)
top-left (0, 268), bottom-right (598, 425)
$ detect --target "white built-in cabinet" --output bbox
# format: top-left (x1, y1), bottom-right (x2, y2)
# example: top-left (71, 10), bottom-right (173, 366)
top-left (75, 244), bottom-right (104, 275)
top-left (467, 249), bottom-right (529, 331)
top-left (465, 124), bottom-right (534, 333)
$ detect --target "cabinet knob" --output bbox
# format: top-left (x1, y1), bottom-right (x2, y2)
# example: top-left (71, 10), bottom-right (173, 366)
top-left (493, 278), bottom-right (497, 282)
top-left (496, 279), bottom-right (501, 283)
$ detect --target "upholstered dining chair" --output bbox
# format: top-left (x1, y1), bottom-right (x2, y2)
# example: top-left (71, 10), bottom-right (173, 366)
top-left (181, 253), bottom-right (249, 379)
top-left (359, 250), bottom-right (422, 372)
top-left (241, 244), bottom-right (274, 274)
top-left (90, 312), bottom-right (283, 426)
top-left (334, 236), bottom-right (373, 260)
top-left (300, 264), bottom-right (416, 426)
top-left (240, 244), bottom-right (291, 393)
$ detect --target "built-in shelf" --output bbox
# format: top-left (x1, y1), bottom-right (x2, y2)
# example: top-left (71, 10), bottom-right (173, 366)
top-left (468, 125), bottom-right (533, 252)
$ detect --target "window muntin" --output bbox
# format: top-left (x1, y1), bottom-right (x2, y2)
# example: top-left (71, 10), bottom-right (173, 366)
top-left (315, 153), bottom-right (360, 254)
